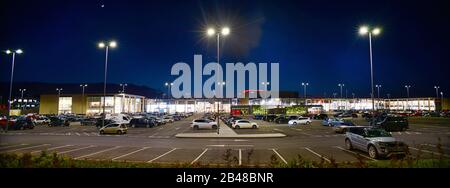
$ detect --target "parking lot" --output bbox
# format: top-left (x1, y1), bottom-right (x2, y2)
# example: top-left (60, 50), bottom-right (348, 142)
top-left (1, 115), bottom-right (449, 166)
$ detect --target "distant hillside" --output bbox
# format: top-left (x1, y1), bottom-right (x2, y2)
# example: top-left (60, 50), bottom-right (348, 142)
top-left (0, 82), bottom-right (163, 102)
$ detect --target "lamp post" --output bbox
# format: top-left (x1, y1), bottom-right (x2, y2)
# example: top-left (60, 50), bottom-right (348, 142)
top-left (262, 82), bottom-right (270, 115)
top-left (375, 85), bottom-right (381, 110)
top-left (80, 84), bottom-right (87, 114)
top-left (405, 85), bottom-right (411, 110)
top-left (434, 86), bottom-right (440, 98)
top-left (120, 83), bottom-right (127, 93)
top-left (56, 88), bottom-right (63, 97)
top-left (19, 89), bottom-right (26, 111)
top-left (4, 49), bottom-right (23, 132)
top-left (359, 25), bottom-right (381, 113)
top-left (338, 84), bottom-right (345, 98)
top-left (301, 82), bottom-right (309, 99)
top-left (441, 92), bottom-right (444, 110)
top-left (98, 41), bottom-right (117, 128)
top-left (207, 26), bottom-right (230, 134)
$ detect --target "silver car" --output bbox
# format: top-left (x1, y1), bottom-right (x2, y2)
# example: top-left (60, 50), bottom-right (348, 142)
top-left (345, 127), bottom-right (408, 159)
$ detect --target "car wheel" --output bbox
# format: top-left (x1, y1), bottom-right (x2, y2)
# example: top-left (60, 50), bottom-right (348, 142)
top-left (212, 125), bottom-right (217, 129)
top-left (252, 125), bottom-right (257, 129)
top-left (306, 121), bottom-right (311, 125)
top-left (345, 139), bottom-right (353, 150)
top-left (235, 125), bottom-right (240, 129)
top-left (193, 125), bottom-right (199, 130)
top-left (293, 122), bottom-right (297, 125)
top-left (368, 145), bottom-right (378, 159)
top-left (117, 130), bottom-right (122, 135)
top-left (146, 124), bottom-right (149, 128)
top-left (100, 130), bottom-right (104, 135)
top-left (329, 123), bottom-right (333, 127)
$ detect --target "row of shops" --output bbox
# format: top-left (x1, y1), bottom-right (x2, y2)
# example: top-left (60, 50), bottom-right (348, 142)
top-left (38, 92), bottom-right (448, 115)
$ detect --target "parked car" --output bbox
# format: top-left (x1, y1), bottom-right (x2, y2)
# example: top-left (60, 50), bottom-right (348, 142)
top-left (312, 114), bottom-right (328, 120)
top-left (371, 115), bottom-right (409, 131)
top-left (99, 123), bottom-right (128, 134)
top-left (162, 116), bottom-right (174, 123)
top-left (253, 115), bottom-right (264, 120)
top-left (129, 118), bottom-right (156, 128)
top-left (263, 115), bottom-right (278, 122)
top-left (48, 116), bottom-right (70, 127)
top-left (232, 119), bottom-right (259, 129)
top-left (95, 119), bottom-right (115, 128)
top-left (345, 127), bottom-right (408, 159)
top-left (80, 117), bottom-right (98, 126)
top-left (191, 119), bottom-right (218, 130)
top-left (34, 116), bottom-right (50, 125)
top-left (288, 117), bottom-right (312, 125)
top-left (321, 118), bottom-right (344, 127)
top-left (333, 121), bottom-right (358, 133)
top-left (274, 116), bottom-right (289, 124)
top-left (0, 118), bottom-right (35, 130)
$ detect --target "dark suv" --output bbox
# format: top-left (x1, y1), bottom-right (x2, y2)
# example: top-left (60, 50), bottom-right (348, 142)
top-left (130, 118), bottom-right (156, 128)
top-left (371, 115), bottom-right (409, 131)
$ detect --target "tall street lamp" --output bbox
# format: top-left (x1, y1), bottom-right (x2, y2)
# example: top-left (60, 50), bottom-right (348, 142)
top-left (4, 49), bottom-right (23, 132)
top-left (375, 84), bottom-right (381, 109)
top-left (98, 40), bottom-right (117, 127)
top-left (120, 83), bottom-right (127, 93)
top-left (338, 84), bottom-right (345, 98)
top-left (441, 92), bottom-right (444, 110)
top-left (80, 84), bottom-right (88, 114)
top-left (19, 89), bottom-right (26, 111)
top-left (207, 26), bottom-right (230, 134)
top-left (434, 86), bottom-right (440, 98)
top-left (405, 85), bottom-right (411, 110)
top-left (359, 25), bottom-right (381, 112)
top-left (301, 82), bottom-right (309, 99)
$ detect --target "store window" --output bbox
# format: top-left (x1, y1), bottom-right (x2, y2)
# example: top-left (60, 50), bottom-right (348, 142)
top-left (58, 97), bottom-right (72, 114)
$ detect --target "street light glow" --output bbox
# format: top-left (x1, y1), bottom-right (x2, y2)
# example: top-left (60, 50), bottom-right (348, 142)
top-left (221, 27), bottom-right (230, 36)
top-left (5, 50), bottom-right (11, 54)
top-left (109, 41), bottom-right (117, 48)
top-left (98, 42), bottom-right (106, 48)
top-left (359, 26), bottom-right (369, 35)
top-left (207, 28), bottom-right (216, 36)
top-left (372, 28), bottom-right (381, 35)
top-left (16, 49), bottom-right (23, 54)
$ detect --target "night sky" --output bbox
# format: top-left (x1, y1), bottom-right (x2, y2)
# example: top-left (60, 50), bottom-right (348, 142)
top-left (1, 0), bottom-right (449, 98)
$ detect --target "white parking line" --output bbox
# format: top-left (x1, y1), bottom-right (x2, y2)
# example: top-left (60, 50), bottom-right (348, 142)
top-left (239, 149), bottom-right (242, 166)
top-left (271, 149), bottom-right (288, 165)
top-left (58, 145), bottom-right (95, 154)
top-left (147, 148), bottom-right (177, 163)
top-left (83, 132), bottom-right (90, 136)
top-left (206, 145), bottom-right (254, 147)
top-left (75, 133), bottom-right (81, 136)
top-left (0, 143), bottom-right (28, 149)
top-left (74, 146), bottom-right (121, 159)
top-left (5, 144), bottom-right (50, 153)
top-left (191, 148), bottom-right (209, 165)
top-left (31, 145), bottom-right (73, 154)
top-left (175, 127), bottom-right (180, 130)
top-left (397, 132), bottom-right (402, 135)
top-left (409, 147), bottom-right (450, 158)
top-left (405, 132), bottom-right (411, 135)
top-left (334, 146), bottom-right (377, 161)
top-left (304, 147), bottom-right (331, 163)
top-left (112, 147), bottom-right (150, 161)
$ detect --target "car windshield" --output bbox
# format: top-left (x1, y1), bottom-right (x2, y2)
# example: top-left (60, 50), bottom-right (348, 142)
top-left (365, 129), bottom-right (392, 137)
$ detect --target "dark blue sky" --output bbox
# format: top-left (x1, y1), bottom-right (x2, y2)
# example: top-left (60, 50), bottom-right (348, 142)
top-left (1, 0), bottom-right (449, 98)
